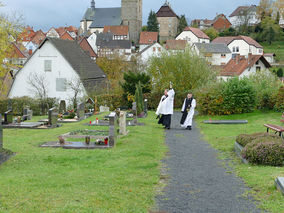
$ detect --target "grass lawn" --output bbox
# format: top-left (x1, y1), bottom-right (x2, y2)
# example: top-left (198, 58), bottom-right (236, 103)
top-left (197, 111), bottom-right (284, 213)
top-left (0, 112), bottom-right (167, 212)
top-left (261, 41), bottom-right (284, 64)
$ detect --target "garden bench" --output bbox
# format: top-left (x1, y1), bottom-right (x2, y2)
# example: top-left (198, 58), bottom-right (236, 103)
top-left (264, 124), bottom-right (284, 137)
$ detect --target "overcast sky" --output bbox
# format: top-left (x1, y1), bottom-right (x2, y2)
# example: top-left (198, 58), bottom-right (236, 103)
top-left (1, 0), bottom-right (259, 32)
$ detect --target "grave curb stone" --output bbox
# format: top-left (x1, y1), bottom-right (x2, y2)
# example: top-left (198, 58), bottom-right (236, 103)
top-left (275, 177), bottom-right (284, 196)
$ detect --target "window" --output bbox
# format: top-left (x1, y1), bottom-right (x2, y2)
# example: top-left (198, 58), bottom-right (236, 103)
top-left (232, 47), bottom-right (236, 52)
top-left (158, 47), bottom-right (161, 52)
top-left (259, 49), bottom-right (263, 53)
top-left (256, 66), bottom-right (261, 72)
top-left (44, 60), bottom-right (52, 72)
top-left (236, 47), bottom-right (239, 52)
top-left (221, 54), bottom-right (226, 58)
top-left (56, 78), bottom-right (67, 92)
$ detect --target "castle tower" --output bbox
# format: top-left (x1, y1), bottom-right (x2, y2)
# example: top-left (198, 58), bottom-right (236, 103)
top-left (121, 0), bottom-right (142, 43)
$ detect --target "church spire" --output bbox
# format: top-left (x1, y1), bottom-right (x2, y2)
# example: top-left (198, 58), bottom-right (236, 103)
top-left (91, 0), bottom-right (95, 10)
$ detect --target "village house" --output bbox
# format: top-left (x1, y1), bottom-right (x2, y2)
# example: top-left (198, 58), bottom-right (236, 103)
top-left (219, 54), bottom-right (271, 80)
top-left (103, 26), bottom-right (129, 40)
top-left (165, 40), bottom-right (187, 53)
top-left (229, 5), bottom-right (260, 28)
top-left (136, 42), bottom-right (164, 65)
top-left (8, 38), bottom-right (106, 104)
top-left (193, 43), bottom-right (232, 66)
top-left (156, 1), bottom-right (179, 41)
top-left (87, 33), bottom-right (98, 54)
top-left (46, 27), bottom-right (60, 38)
top-left (31, 30), bottom-right (46, 45)
top-left (6, 43), bottom-right (29, 66)
top-left (263, 53), bottom-right (276, 65)
top-left (139, 31), bottom-right (159, 51)
top-left (96, 33), bottom-right (132, 58)
top-left (78, 37), bottom-right (98, 60)
top-left (212, 36), bottom-right (263, 57)
top-left (191, 14), bottom-right (232, 32)
top-left (176, 27), bottom-right (210, 45)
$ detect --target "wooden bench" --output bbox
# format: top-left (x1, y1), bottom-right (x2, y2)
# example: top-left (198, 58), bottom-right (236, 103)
top-left (264, 124), bottom-right (284, 137)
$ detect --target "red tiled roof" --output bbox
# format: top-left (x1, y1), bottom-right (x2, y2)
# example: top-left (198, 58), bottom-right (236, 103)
top-left (10, 43), bottom-right (29, 58)
top-left (229, 6), bottom-right (251, 17)
top-left (56, 27), bottom-right (66, 36)
top-left (139, 31), bottom-right (159, 45)
top-left (103, 25), bottom-right (129, 36)
top-left (165, 40), bottom-right (187, 50)
top-left (66, 26), bottom-right (78, 33)
top-left (31, 30), bottom-right (46, 45)
top-left (60, 31), bottom-right (74, 41)
top-left (212, 36), bottom-right (262, 48)
top-left (220, 55), bottom-right (271, 76)
top-left (156, 3), bottom-right (178, 17)
top-left (183, 27), bottom-right (210, 39)
top-left (78, 37), bottom-right (97, 58)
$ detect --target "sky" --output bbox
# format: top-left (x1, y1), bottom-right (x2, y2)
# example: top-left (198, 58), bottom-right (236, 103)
top-left (0, 0), bottom-right (260, 32)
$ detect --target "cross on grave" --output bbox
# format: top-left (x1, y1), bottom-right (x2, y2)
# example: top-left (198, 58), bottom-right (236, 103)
top-left (132, 102), bottom-right (138, 125)
top-left (48, 107), bottom-right (58, 128)
top-left (0, 114), bottom-right (3, 149)
top-left (108, 112), bottom-right (118, 147)
top-left (77, 102), bottom-right (85, 121)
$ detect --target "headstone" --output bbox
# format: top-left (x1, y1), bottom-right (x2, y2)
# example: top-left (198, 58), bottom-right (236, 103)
top-left (119, 111), bottom-right (127, 135)
top-left (0, 114), bottom-right (3, 149)
top-left (23, 106), bottom-right (33, 120)
top-left (8, 99), bottom-right (12, 111)
top-left (275, 177), bottom-right (284, 195)
top-left (59, 100), bottom-right (66, 114)
top-left (108, 112), bottom-right (118, 147)
top-left (144, 99), bottom-right (148, 114)
top-left (48, 107), bottom-right (58, 128)
top-left (4, 110), bottom-right (13, 124)
top-left (132, 102), bottom-right (138, 125)
top-left (77, 102), bottom-right (85, 120)
top-left (100, 106), bottom-right (110, 113)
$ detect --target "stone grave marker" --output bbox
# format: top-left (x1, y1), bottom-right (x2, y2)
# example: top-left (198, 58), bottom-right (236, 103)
top-left (132, 102), bottom-right (138, 125)
top-left (48, 107), bottom-right (58, 128)
top-left (23, 106), bottom-right (33, 121)
top-left (144, 99), bottom-right (148, 114)
top-left (119, 111), bottom-right (127, 135)
top-left (77, 102), bottom-right (85, 120)
top-left (0, 114), bottom-right (3, 149)
top-left (108, 112), bottom-right (118, 147)
top-left (100, 106), bottom-right (110, 113)
top-left (59, 100), bottom-right (66, 114)
top-left (4, 110), bottom-right (13, 124)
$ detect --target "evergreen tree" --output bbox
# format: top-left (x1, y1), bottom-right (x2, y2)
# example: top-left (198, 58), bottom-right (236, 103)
top-left (147, 10), bottom-right (159, 32)
top-left (277, 68), bottom-right (283, 77)
top-left (276, 11), bottom-right (280, 24)
top-left (177, 15), bottom-right (188, 35)
top-left (135, 81), bottom-right (143, 114)
top-left (267, 26), bottom-right (275, 44)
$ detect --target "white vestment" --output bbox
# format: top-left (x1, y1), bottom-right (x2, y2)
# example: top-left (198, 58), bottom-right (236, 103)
top-left (155, 89), bottom-right (175, 115)
top-left (180, 98), bottom-right (196, 128)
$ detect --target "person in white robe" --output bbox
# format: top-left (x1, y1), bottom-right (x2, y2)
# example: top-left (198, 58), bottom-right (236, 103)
top-left (156, 85), bottom-right (175, 129)
top-left (180, 93), bottom-right (196, 130)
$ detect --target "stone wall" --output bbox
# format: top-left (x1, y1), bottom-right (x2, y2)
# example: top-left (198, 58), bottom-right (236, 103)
top-left (158, 16), bottom-right (178, 42)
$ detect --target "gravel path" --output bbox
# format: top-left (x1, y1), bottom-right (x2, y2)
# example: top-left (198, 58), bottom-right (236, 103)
top-left (155, 112), bottom-right (261, 213)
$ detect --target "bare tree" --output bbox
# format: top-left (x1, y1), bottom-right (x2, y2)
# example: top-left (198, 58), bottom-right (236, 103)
top-left (66, 77), bottom-right (84, 109)
top-left (27, 72), bottom-right (49, 100)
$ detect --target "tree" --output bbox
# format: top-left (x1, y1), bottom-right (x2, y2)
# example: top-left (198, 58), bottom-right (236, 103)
top-left (203, 27), bottom-right (219, 41)
top-left (261, 16), bottom-right (283, 42)
top-left (257, 0), bottom-right (273, 20)
top-left (135, 81), bottom-right (143, 114)
top-left (141, 26), bottom-right (148, 32)
top-left (219, 27), bottom-right (237, 36)
top-left (277, 68), bottom-right (283, 77)
top-left (177, 15), bottom-right (188, 35)
top-left (267, 26), bottom-right (275, 44)
top-left (66, 77), bottom-right (84, 110)
top-left (147, 10), bottom-right (159, 32)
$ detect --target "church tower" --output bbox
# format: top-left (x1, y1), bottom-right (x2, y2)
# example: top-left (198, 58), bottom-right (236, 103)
top-left (121, 0), bottom-right (142, 43)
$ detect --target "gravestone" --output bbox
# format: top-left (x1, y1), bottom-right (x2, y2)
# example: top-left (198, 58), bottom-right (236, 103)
top-left (0, 114), bottom-right (3, 149)
top-left (100, 106), bottom-right (110, 113)
top-left (119, 111), bottom-right (127, 135)
top-left (132, 102), bottom-right (138, 125)
top-left (144, 99), bottom-right (148, 114)
top-left (77, 102), bottom-right (85, 120)
top-left (23, 106), bottom-right (33, 121)
top-left (108, 112), bottom-right (118, 147)
top-left (48, 107), bottom-right (58, 128)
top-left (59, 100), bottom-right (66, 114)
top-left (4, 110), bottom-right (13, 124)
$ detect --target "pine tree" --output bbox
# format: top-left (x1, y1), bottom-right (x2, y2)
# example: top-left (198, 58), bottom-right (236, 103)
top-left (135, 81), bottom-right (143, 115)
top-left (147, 10), bottom-right (159, 32)
top-left (177, 15), bottom-right (188, 35)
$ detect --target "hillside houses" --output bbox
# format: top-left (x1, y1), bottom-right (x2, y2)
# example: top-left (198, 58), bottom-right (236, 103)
top-left (139, 31), bottom-right (159, 51)
top-left (229, 5), bottom-right (260, 28)
top-left (192, 14), bottom-right (232, 32)
top-left (176, 27), bottom-right (210, 45)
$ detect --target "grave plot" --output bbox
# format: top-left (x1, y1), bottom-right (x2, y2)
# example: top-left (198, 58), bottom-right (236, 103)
top-left (203, 120), bottom-right (248, 124)
top-left (41, 112), bottom-right (119, 149)
top-left (0, 114), bottom-right (13, 165)
top-left (275, 177), bottom-right (284, 196)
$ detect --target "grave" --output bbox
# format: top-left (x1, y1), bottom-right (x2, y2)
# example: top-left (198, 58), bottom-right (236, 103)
top-left (4, 110), bottom-right (13, 125)
top-left (41, 112), bottom-right (118, 149)
top-left (275, 177), bottom-right (284, 195)
top-left (59, 100), bottom-right (66, 114)
top-left (77, 102), bottom-right (85, 121)
top-left (0, 114), bottom-right (3, 149)
top-left (203, 120), bottom-right (248, 124)
top-left (23, 106), bottom-right (33, 121)
top-left (132, 102), bottom-right (138, 125)
top-left (100, 106), bottom-right (110, 113)
top-left (119, 111), bottom-right (127, 135)
top-left (48, 107), bottom-right (58, 128)
top-left (144, 99), bottom-right (148, 115)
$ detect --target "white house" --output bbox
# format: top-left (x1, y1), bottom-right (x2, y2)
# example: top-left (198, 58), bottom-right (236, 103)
top-left (263, 53), bottom-right (276, 64)
top-left (176, 27), bottom-right (210, 46)
top-left (136, 42), bottom-right (164, 64)
top-left (219, 54), bottom-right (271, 80)
top-left (46, 27), bottom-right (60, 38)
top-left (212, 36), bottom-right (263, 57)
top-left (8, 38), bottom-right (106, 105)
top-left (229, 5), bottom-right (260, 28)
top-left (87, 33), bottom-right (98, 54)
top-left (139, 31), bottom-right (159, 52)
top-left (193, 43), bottom-right (232, 66)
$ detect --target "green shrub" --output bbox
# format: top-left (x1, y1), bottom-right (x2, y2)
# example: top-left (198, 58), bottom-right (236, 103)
top-left (95, 94), bottom-right (127, 111)
top-left (236, 132), bottom-right (279, 147)
top-left (275, 86), bottom-right (284, 112)
top-left (242, 139), bottom-right (284, 166)
top-left (135, 82), bottom-right (143, 114)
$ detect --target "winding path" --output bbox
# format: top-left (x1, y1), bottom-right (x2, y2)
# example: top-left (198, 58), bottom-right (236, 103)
top-left (155, 112), bottom-right (260, 213)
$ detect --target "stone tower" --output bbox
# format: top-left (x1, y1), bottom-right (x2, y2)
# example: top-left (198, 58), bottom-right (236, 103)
top-left (121, 0), bottom-right (142, 43)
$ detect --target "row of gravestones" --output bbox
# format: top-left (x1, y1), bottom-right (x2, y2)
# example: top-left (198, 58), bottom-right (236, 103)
top-left (2, 106), bottom-right (32, 125)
